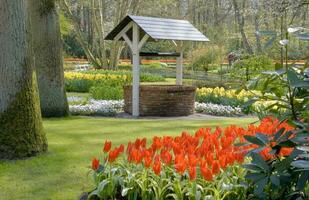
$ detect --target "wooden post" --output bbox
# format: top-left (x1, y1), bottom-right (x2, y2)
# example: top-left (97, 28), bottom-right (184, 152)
top-left (132, 23), bottom-right (140, 117)
top-left (176, 42), bottom-right (183, 85)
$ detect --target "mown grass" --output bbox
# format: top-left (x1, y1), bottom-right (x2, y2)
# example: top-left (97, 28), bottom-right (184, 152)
top-left (0, 116), bottom-right (256, 200)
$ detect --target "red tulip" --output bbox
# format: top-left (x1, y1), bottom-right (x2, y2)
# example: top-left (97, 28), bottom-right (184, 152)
top-left (200, 166), bottom-right (212, 181)
top-left (103, 140), bottom-right (112, 152)
top-left (92, 158), bottom-right (99, 170)
top-left (152, 157), bottom-right (161, 175)
top-left (144, 156), bottom-right (152, 168)
top-left (212, 161), bottom-right (220, 175)
top-left (189, 166), bottom-right (196, 180)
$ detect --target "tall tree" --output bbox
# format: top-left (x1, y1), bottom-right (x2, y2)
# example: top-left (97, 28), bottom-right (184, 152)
top-left (30, 0), bottom-right (69, 117)
top-left (232, 0), bottom-right (253, 55)
top-left (0, 0), bottom-right (47, 159)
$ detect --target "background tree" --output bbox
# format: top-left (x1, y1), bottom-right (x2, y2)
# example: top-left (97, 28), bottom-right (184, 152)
top-left (31, 0), bottom-right (69, 117)
top-left (0, 0), bottom-right (47, 159)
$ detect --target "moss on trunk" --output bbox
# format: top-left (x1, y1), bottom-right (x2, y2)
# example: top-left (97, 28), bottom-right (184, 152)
top-left (0, 72), bottom-right (47, 159)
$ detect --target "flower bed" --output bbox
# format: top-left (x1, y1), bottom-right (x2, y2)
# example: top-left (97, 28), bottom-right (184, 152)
top-left (69, 99), bottom-right (124, 116)
top-left (87, 118), bottom-right (294, 200)
top-left (195, 102), bottom-right (242, 116)
top-left (196, 87), bottom-right (259, 107)
top-left (68, 97), bottom-right (243, 117)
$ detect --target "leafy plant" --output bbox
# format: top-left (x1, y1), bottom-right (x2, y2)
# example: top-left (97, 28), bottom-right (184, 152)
top-left (243, 120), bottom-right (309, 200)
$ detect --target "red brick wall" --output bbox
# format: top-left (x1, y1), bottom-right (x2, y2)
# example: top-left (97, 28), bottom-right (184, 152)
top-left (124, 85), bottom-right (196, 116)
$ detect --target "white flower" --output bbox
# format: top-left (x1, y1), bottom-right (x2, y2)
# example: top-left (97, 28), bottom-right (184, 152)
top-left (195, 102), bottom-right (242, 116)
top-left (279, 39), bottom-right (289, 46)
top-left (287, 27), bottom-right (303, 33)
top-left (69, 99), bottom-right (124, 116)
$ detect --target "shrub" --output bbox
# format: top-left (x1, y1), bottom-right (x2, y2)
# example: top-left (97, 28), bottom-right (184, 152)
top-left (65, 72), bottom-right (129, 93)
top-left (230, 55), bottom-right (273, 82)
top-left (90, 85), bottom-right (123, 100)
top-left (190, 46), bottom-right (224, 73)
top-left (242, 118), bottom-right (309, 199)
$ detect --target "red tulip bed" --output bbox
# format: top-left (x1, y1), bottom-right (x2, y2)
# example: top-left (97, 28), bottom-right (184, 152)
top-left (88, 118), bottom-right (293, 200)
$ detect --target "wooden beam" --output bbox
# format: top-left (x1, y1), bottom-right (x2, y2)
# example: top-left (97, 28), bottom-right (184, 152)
top-left (138, 34), bottom-right (149, 50)
top-left (176, 41), bottom-right (183, 85)
top-left (114, 21), bottom-right (133, 41)
top-left (122, 33), bottom-right (132, 50)
top-left (132, 23), bottom-right (140, 117)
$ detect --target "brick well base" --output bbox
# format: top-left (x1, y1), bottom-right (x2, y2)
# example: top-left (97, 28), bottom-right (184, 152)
top-left (124, 85), bottom-right (196, 116)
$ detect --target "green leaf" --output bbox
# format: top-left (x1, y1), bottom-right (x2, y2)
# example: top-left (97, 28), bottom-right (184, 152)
top-left (299, 154), bottom-right (309, 159)
top-left (255, 133), bottom-right (269, 145)
top-left (296, 171), bottom-right (309, 190)
top-left (287, 69), bottom-right (309, 88)
top-left (270, 175), bottom-right (280, 186)
top-left (243, 164), bottom-right (264, 171)
top-left (97, 180), bottom-right (110, 194)
top-left (274, 128), bottom-right (285, 141)
top-left (251, 153), bottom-right (270, 171)
top-left (297, 146), bottom-right (309, 152)
top-left (254, 177), bottom-right (268, 198)
top-left (244, 135), bottom-right (266, 146)
top-left (291, 160), bottom-right (309, 169)
top-left (245, 173), bottom-right (266, 182)
top-left (88, 189), bottom-right (99, 199)
top-left (121, 187), bottom-right (133, 197)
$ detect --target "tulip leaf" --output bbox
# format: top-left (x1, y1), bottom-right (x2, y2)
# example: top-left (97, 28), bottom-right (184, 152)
top-left (121, 187), bottom-right (133, 197)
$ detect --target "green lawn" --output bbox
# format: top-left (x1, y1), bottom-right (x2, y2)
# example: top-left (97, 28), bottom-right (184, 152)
top-left (0, 116), bottom-right (256, 200)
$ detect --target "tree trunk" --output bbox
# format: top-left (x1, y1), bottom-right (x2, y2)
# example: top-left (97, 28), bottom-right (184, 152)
top-left (30, 0), bottom-right (69, 117)
top-left (253, 0), bottom-right (262, 54)
top-left (232, 0), bottom-right (253, 55)
top-left (0, 0), bottom-right (47, 159)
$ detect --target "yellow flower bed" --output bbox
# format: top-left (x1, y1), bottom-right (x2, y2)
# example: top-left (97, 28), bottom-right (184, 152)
top-left (196, 87), bottom-right (259, 102)
top-left (64, 72), bottom-right (129, 82)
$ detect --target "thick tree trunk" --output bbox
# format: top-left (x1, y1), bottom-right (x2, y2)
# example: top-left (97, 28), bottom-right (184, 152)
top-left (30, 0), bottom-right (69, 117)
top-left (0, 0), bottom-right (47, 159)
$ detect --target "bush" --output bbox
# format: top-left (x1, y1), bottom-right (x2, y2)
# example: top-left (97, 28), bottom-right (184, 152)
top-left (242, 118), bottom-right (309, 199)
top-left (90, 85), bottom-right (123, 100)
top-left (65, 72), bottom-right (129, 93)
top-left (231, 55), bottom-right (273, 82)
top-left (190, 46), bottom-right (224, 73)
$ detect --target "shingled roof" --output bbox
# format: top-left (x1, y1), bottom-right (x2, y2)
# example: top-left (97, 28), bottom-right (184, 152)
top-left (105, 15), bottom-right (209, 42)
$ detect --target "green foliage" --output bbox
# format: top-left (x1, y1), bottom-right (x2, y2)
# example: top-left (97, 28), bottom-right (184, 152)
top-left (231, 55), bottom-right (274, 82)
top-left (243, 122), bottom-right (309, 200)
top-left (65, 70), bottom-right (165, 93)
top-left (89, 161), bottom-right (247, 200)
top-left (190, 46), bottom-right (223, 73)
top-left (90, 85), bottom-right (123, 100)
top-left (246, 66), bottom-right (309, 120)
